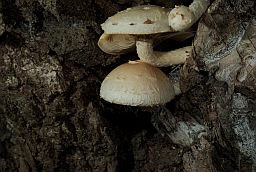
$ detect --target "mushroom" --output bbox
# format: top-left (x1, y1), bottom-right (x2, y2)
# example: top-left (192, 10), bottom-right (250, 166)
top-left (100, 5), bottom-right (194, 67)
top-left (136, 39), bottom-right (191, 67)
top-left (168, 0), bottom-right (211, 31)
top-left (97, 32), bottom-right (136, 55)
top-left (98, 31), bottom-right (194, 56)
top-left (100, 60), bottom-right (179, 106)
top-left (101, 5), bottom-right (175, 34)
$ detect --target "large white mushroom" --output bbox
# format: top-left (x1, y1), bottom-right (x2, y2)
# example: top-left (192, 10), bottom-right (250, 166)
top-left (100, 5), bottom-right (194, 67)
top-left (100, 60), bottom-right (179, 106)
top-left (168, 0), bottom-right (211, 31)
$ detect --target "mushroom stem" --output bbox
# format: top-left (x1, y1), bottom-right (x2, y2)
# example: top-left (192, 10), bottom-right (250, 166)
top-left (189, 0), bottom-right (211, 21)
top-left (136, 39), bottom-right (191, 67)
top-left (173, 82), bottom-right (182, 95)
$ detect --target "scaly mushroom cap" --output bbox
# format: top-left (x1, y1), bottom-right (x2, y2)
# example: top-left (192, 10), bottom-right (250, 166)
top-left (168, 0), bottom-right (211, 31)
top-left (101, 5), bottom-right (175, 34)
top-left (98, 33), bottom-right (136, 55)
top-left (168, 5), bottom-right (195, 31)
top-left (100, 60), bottom-right (175, 106)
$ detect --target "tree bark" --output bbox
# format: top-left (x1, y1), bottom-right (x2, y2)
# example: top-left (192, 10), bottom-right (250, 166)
top-left (0, 0), bottom-right (255, 171)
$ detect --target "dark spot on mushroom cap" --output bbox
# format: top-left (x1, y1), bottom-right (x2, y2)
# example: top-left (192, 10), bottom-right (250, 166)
top-left (143, 19), bottom-right (154, 24)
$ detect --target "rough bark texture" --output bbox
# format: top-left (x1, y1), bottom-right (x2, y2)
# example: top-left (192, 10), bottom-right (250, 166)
top-left (0, 0), bottom-right (255, 171)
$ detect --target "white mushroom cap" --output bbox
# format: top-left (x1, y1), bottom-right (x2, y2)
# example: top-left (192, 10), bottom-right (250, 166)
top-left (98, 32), bottom-right (136, 55)
top-left (101, 5), bottom-right (175, 34)
top-left (100, 61), bottom-right (175, 106)
top-left (168, 5), bottom-right (195, 31)
top-left (168, 0), bottom-right (211, 31)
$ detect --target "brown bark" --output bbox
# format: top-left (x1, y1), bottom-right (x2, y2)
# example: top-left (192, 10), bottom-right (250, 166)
top-left (0, 0), bottom-right (255, 171)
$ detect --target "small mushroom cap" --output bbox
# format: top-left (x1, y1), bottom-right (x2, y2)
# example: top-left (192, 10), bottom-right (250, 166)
top-left (101, 5), bottom-right (175, 34)
top-left (100, 60), bottom-right (175, 106)
top-left (168, 5), bottom-right (195, 31)
top-left (98, 32), bottom-right (136, 55)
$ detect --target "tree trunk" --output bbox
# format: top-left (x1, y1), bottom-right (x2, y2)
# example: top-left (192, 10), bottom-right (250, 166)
top-left (0, 0), bottom-right (255, 171)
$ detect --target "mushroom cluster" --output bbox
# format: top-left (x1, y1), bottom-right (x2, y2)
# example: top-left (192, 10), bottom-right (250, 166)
top-left (98, 0), bottom-right (210, 106)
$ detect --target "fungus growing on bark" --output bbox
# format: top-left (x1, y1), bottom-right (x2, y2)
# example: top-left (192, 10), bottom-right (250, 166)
top-left (100, 60), bottom-right (179, 106)
top-left (100, 5), bottom-right (193, 67)
top-left (168, 0), bottom-right (211, 31)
